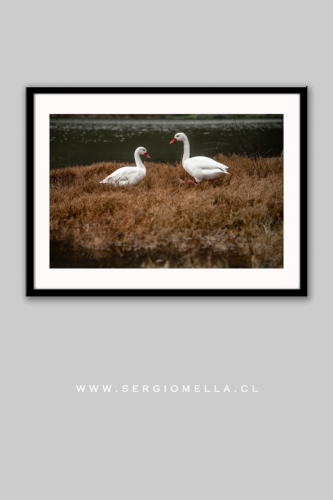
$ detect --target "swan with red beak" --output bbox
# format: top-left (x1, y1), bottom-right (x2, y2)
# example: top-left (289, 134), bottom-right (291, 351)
top-left (170, 132), bottom-right (229, 185)
top-left (100, 147), bottom-right (150, 186)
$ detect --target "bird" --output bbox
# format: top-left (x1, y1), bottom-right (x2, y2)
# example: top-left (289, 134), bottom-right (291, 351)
top-left (170, 132), bottom-right (229, 185)
top-left (100, 147), bottom-right (150, 186)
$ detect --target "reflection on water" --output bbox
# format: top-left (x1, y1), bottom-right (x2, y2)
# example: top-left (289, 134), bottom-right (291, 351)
top-left (50, 118), bottom-right (283, 170)
top-left (50, 240), bottom-right (252, 268)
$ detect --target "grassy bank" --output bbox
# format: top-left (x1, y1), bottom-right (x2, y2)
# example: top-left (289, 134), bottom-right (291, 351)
top-left (50, 154), bottom-right (283, 268)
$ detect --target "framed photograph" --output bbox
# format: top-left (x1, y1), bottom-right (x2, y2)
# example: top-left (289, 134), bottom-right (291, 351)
top-left (26, 87), bottom-right (307, 296)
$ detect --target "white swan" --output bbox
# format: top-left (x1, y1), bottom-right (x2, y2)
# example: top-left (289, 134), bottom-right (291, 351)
top-left (170, 132), bottom-right (229, 185)
top-left (100, 147), bottom-right (150, 186)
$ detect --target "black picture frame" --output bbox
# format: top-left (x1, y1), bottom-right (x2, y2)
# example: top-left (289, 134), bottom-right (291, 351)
top-left (26, 87), bottom-right (307, 297)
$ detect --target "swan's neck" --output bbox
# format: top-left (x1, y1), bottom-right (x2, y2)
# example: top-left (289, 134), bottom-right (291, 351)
top-left (134, 151), bottom-right (146, 170)
top-left (182, 137), bottom-right (190, 162)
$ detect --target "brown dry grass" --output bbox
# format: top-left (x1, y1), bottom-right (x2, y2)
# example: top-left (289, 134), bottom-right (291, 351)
top-left (50, 154), bottom-right (283, 268)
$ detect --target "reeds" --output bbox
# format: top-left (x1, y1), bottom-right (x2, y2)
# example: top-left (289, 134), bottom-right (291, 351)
top-left (50, 154), bottom-right (283, 268)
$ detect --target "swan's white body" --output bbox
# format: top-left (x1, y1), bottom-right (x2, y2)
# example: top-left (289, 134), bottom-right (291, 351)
top-left (100, 147), bottom-right (149, 186)
top-left (170, 132), bottom-right (229, 184)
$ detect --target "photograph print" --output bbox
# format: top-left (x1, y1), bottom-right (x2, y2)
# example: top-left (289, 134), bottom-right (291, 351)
top-left (27, 88), bottom-right (307, 295)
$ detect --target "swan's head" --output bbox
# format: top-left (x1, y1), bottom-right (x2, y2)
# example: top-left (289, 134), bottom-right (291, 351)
top-left (137, 147), bottom-right (150, 158)
top-left (170, 132), bottom-right (187, 144)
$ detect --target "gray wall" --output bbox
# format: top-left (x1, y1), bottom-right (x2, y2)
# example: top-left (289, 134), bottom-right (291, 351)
top-left (1, 1), bottom-right (331, 499)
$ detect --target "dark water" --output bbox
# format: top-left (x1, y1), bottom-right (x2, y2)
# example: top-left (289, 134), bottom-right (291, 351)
top-left (50, 118), bottom-right (283, 170)
top-left (50, 240), bottom-right (251, 269)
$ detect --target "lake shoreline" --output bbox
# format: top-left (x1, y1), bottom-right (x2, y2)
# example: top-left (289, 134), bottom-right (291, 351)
top-left (50, 155), bottom-right (283, 269)
top-left (51, 114), bottom-right (283, 120)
